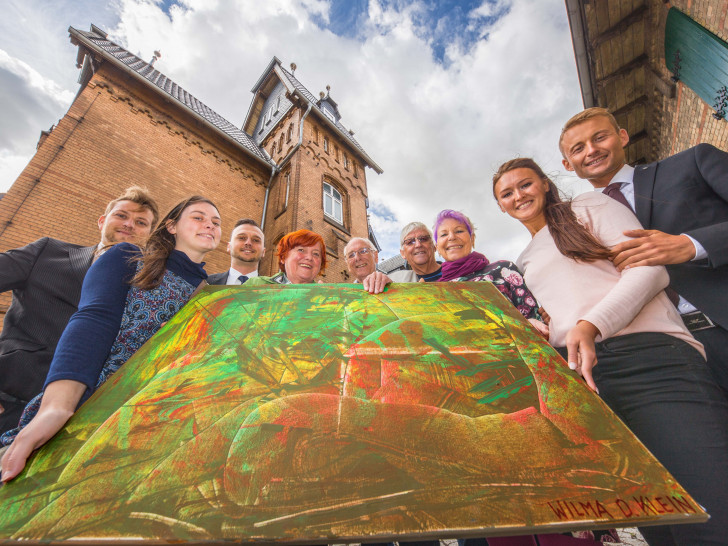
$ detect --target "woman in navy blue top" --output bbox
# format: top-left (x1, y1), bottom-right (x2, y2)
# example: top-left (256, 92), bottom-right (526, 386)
top-left (1, 196), bottom-right (221, 481)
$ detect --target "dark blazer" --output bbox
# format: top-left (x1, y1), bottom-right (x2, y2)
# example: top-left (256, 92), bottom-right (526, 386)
top-left (0, 238), bottom-right (97, 403)
top-left (207, 272), bottom-right (229, 285)
top-left (633, 143), bottom-right (728, 329)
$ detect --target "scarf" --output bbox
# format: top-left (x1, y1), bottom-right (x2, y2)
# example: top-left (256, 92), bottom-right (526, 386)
top-left (440, 251), bottom-right (489, 282)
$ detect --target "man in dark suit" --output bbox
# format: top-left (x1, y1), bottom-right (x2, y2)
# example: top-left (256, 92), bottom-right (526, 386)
top-left (560, 107), bottom-right (728, 394)
top-left (0, 187), bottom-right (158, 434)
top-left (208, 218), bottom-right (265, 285)
top-left (560, 107), bottom-right (728, 545)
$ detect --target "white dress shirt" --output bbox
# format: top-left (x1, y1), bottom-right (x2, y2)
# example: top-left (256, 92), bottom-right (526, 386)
top-left (225, 268), bottom-right (259, 285)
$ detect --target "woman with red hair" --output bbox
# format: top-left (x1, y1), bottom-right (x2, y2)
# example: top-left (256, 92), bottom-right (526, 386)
top-left (248, 229), bottom-right (326, 285)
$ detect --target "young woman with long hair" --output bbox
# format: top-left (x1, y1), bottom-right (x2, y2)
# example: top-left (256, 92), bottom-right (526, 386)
top-left (1, 196), bottom-right (221, 481)
top-left (492, 158), bottom-right (728, 545)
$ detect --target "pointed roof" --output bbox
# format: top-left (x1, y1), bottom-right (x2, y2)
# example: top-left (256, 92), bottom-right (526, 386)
top-left (69, 25), bottom-right (273, 166)
top-left (245, 58), bottom-right (383, 174)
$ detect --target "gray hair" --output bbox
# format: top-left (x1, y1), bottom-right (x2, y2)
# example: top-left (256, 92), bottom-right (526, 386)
top-left (399, 222), bottom-right (433, 246)
top-left (344, 237), bottom-right (377, 257)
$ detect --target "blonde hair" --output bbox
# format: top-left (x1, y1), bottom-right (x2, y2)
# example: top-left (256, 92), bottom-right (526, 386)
top-left (558, 107), bottom-right (620, 156)
top-left (104, 186), bottom-right (160, 227)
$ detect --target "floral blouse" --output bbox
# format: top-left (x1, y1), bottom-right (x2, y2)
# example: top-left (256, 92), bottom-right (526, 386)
top-left (449, 260), bottom-right (541, 320)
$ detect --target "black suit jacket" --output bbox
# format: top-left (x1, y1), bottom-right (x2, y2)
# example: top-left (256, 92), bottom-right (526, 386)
top-left (0, 238), bottom-right (97, 402)
top-left (207, 272), bottom-right (229, 285)
top-left (633, 143), bottom-right (728, 329)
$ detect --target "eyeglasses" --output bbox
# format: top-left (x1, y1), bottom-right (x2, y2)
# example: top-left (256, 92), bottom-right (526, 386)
top-left (402, 235), bottom-right (431, 247)
top-left (347, 248), bottom-right (372, 260)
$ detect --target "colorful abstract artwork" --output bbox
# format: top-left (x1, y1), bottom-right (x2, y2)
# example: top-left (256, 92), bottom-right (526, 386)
top-left (0, 283), bottom-right (706, 543)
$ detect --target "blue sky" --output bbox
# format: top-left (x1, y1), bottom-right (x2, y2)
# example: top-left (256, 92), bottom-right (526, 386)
top-left (0, 0), bottom-right (591, 262)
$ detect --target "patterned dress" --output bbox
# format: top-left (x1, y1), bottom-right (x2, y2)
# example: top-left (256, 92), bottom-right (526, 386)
top-left (1, 266), bottom-right (198, 446)
top-left (449, 260), bottom-right (541, 320)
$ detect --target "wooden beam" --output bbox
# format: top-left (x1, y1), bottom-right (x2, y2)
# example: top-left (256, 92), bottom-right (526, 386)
top-left (596, 54), bottom-right (648, 88)
top-left (611, 95), bottom-right (649, 117)
top-left (591, 4), bottom-right (648, 48)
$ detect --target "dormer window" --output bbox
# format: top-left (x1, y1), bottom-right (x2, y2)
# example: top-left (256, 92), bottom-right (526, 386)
top-left (323, 108), bottom-right (336, 123)
top-left (275, 96), bottom-right (281, 113)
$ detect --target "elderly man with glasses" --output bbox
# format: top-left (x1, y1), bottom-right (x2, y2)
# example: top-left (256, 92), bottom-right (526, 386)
top-left (343, 237), bottom-right (391, 294)
top-left (389, 222), bottom-right (442, 283)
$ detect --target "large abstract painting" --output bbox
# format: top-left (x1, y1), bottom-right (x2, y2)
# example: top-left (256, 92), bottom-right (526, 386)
top-left (0, 283), bottom-right (706, 543)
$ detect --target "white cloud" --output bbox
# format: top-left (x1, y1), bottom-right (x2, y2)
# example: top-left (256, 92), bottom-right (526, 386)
top-left (0, 0), bottom-right (594, 264)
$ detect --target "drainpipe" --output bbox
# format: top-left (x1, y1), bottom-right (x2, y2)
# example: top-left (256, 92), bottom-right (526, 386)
top-left (261, 102), bottom-right (313, 229)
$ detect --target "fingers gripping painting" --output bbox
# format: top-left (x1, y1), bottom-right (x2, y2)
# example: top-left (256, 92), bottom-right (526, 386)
top-left (0, 283), bottom-right (706, 543)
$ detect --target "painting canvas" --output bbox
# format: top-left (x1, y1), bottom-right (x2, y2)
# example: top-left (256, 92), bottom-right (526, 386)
top-left (0, 283), bottom-right (706, 543)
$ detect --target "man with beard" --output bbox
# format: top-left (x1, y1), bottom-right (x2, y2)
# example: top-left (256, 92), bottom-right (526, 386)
top-left (208, 219), bottom-right (265, 285)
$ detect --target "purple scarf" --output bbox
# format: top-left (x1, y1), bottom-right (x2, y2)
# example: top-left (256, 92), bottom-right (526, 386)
top-left (440, 251), bottom-right (489, 281)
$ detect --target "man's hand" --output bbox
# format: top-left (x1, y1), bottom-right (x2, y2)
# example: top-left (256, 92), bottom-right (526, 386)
top-left (565, 320), bottom-right (600, 393)
top-left (362, 271), bottom-right (392, 294)
top-left (611, 230), bottom-right (695, 271)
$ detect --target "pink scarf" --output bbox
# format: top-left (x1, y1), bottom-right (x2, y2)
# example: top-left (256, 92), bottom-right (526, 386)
top-left (440, 251), bottom-right (489, 281)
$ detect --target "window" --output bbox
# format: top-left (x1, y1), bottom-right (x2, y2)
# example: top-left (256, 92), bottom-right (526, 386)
top-left (323, 108), bottom-right (336, 123)
top-left (271, 142), bottom-right (276, 155)
top-left (313, 126), bottom-right (319, 144)
top-left (275, 95), bottom-right (281, 113)
top-left (287, 124), bottom-right (294, 142)
top-left (343, 153), bottom-right (349, 170)
top-left (265, 107), bottom-right (273, 125)
top-left (323, 182), bottom-right (343, 224)
top-left (279, 133), bottom-right (284, 152)
top-left (284, 172), bottom-right (290, 208)
top-left (335, 146), bottom-right (340, 162)
top-left (323, 137), bottom-right (329, 153)
top-left (353, 162), bottom-right (359, 178)
top-left (665, 8), bottom-right (728, 114)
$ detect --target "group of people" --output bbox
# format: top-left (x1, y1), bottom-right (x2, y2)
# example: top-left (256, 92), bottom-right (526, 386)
top-left (0, 107), bottom-right (726, 546)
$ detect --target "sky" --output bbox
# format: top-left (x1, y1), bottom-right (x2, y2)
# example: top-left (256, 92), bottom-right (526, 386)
top-left (0, 0), bottom-right (594, 263)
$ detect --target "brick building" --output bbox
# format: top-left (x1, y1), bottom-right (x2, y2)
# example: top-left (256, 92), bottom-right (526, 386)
top-left (0, 24), bottom-right (381, 320)
top-left (565, 0), bottom-right (728, 162)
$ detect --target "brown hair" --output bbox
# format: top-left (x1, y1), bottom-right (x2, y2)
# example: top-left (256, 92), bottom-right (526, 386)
top-left (492, 158), bottom-right (611, 262)
top-left (276, 229), bottom-right (327, 274)
top-left (104, 186), bottom-right (160, 227)
top-left (558, 107), bottom-right (620, 156)
top-left (132, 196), bottom-right (219, 290)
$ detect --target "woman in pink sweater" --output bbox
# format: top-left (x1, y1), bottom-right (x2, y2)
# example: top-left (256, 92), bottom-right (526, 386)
top-left (492, 157), bottom-right (728, 546)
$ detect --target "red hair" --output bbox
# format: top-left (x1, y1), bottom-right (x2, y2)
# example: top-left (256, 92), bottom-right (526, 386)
top-left (276, 229), bottom-right (327, 274)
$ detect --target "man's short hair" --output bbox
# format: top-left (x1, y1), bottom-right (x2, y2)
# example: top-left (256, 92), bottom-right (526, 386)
top-left (104, 186), bottom-right (160, 227)
top-left (399, 222), bottom-right (433, 247)
top-left (234, 218), bottom-right (260, 229)
top-left (559, 107), bottom-right (621, 155)
top-left (343, 237), bottom-right (376, 257)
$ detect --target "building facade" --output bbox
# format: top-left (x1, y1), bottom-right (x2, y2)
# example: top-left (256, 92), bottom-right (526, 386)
top-left (0, 24), bottom-right (382, 321)
top-left (565, 0), bottom-right (728, 163)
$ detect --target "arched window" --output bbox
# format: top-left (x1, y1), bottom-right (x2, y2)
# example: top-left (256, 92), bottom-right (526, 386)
top-left (323, 182), bottom-right (343, 224)
top-left (271, 142), bottom-right (276, 156)
top-left (287, 124), bottom-right (294, 142)
top-left (279, 133), bottom-right (284, 153)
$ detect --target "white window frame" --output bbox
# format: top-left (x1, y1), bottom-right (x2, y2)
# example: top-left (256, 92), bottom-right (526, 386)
top-left (323, 182), bottom-right (343, 224)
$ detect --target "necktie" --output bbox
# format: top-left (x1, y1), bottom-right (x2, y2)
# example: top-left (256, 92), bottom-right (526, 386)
top-left (603, 182), bottom-right (632, 210)
top-left (238, 275), bottom-right (248, 285)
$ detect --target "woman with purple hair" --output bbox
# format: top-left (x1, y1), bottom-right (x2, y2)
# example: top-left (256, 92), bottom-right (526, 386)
top-left (433, 209), bottom-right (546, 334)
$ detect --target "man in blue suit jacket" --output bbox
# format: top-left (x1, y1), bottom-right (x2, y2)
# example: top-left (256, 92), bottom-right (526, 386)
top-left (0, 187), bottom-right (158, 434)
